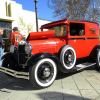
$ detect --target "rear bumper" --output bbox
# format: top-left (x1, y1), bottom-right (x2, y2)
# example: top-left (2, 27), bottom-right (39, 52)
top-left (0, 66), bottom-right (29, 80)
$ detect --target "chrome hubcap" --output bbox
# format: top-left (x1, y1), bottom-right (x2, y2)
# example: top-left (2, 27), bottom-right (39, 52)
top-left (43, 68), bottom-right (50, 77)
top-left (37, 62), bottom-right (54, 84)
top-left (68, 54), bottom-right (72, 62)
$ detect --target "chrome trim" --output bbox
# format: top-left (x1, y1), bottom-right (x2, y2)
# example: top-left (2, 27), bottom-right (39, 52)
top-left (0, 67), bottom-right (29, 80)
top-left (10, 45), bottom-right (17, 53)
top-left (18, 40), bottom-right (32, 54)
top-left (76, 62), bottom-right (96, 71)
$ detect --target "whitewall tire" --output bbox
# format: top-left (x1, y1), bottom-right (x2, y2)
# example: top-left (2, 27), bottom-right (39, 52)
top-left (60, 45), bottom-right (76, 70)
top-left (29, 58), bottom-right (57, 89)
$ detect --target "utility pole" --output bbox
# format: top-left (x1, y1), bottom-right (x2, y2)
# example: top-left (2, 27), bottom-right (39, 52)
top-left (34, 0), bottom-right (39, 32)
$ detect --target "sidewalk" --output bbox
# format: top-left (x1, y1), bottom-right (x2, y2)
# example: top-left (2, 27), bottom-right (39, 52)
top-left (0, 65), bottom-right (100, 100)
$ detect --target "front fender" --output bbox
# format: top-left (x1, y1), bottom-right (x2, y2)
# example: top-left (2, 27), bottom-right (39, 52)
top-left (26, 53), bottom-right (60, 66)
top-left (1, 52), bottom-right (18, 62)
top-left (1, 52), bottom-right (13, 60)
top-left (26, 52), bottom-right (69, 73)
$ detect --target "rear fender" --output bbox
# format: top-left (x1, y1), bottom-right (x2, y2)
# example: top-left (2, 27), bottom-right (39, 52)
top-left (89, 45), bottom-right (100, 59)
top-left (95, 45), bottom-right (100, 59)
top-left (26, 52), bottom-right (69, 73)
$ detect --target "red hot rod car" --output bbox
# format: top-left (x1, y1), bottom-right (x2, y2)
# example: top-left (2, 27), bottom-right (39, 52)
top-left (0, 19), bottom-right (100, 89)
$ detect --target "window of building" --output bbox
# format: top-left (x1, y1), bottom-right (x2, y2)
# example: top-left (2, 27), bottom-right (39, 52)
top-left (6, 2), bottom-right (12, 17)
top-left (70, 23), bottom-right (84, 36)
top-left (0, 21), bottom-right (12, 52)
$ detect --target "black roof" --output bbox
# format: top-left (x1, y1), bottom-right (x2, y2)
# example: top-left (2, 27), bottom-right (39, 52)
top-left (68, 19), bottom-right (99, 25)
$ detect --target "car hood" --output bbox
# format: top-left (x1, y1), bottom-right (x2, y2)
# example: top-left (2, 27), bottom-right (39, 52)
top-left (27, 30), bottom-right (55, 40)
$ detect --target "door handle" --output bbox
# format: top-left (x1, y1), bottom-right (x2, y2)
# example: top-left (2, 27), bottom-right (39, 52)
top-left (84, 37), bottom-right (87, 40)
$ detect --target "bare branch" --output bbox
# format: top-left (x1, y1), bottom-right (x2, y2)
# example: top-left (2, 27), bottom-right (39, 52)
top-left (47, 0), bottom-right (100, 23)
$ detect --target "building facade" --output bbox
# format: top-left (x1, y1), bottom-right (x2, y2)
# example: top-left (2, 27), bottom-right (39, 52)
top-left (0, 0), bottom-right (51, 51)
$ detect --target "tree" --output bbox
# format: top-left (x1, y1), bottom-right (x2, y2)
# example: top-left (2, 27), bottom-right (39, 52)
top-left (18, 16), bottom-right (34, 38)
top-left (88, 0), bottom-right (100, 22)
top-left (48, 0), bottom-right (100, 22)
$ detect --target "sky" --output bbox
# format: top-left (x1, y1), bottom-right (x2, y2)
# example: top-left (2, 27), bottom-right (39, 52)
top-left (12, 0), bottom-right (56, 21)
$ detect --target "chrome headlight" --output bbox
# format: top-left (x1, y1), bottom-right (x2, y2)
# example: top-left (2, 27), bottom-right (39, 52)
top-left (19, 40), bottom-right (26, 45)
top-left (10, 45), bottom-right (17, 53)
top-left (18, 40), bottom-right (32, 54)
top-left (25, 43), bottom-right (32, 54)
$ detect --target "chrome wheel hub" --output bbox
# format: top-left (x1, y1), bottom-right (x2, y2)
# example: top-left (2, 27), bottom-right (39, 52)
top-left (43, 68), bottom-right (50, 77)
top-left (64, 50), bottom-right (74, 67)
top-left (68, 54), bottom-right (72, 62)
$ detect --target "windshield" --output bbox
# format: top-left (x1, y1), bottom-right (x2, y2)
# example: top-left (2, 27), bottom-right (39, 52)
top-left (47, 24), bottom-right (67, 36)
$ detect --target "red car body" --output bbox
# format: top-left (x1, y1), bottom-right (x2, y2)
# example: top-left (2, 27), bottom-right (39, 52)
top-left (0, 19), bottom-right (100, 89)
top-left (27, 19), bottom-right (99, 58)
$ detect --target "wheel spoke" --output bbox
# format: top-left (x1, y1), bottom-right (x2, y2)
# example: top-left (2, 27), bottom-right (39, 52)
top-left (64, 49), bottom-right (75, 67)
top-left (37, 62), bottom-right (54, 84)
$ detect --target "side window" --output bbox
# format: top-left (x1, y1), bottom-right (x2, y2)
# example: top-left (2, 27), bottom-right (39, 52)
top-left (48, 25), bottom-right (67, 36)
top-left (70, 23), bottom-right (84, 36)
top-left (61, 25), bottom-right (67, 36)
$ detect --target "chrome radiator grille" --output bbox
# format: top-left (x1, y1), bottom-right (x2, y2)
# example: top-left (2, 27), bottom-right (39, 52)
top-left (18, 44), bottom-right (28, 64)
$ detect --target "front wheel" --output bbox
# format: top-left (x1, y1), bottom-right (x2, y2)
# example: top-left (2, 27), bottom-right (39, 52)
top-left (95, 49), bottom-right (100, 70)
top-left (29, 58), bottom-right (57, 89)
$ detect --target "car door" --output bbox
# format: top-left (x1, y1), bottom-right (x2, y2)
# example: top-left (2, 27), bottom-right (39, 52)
top-left (68, 23), bottom-right (86, 59)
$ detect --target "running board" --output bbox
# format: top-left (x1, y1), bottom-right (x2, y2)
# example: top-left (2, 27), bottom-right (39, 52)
top-left (0, 62), bottom-right (96, 80)
top-left (75, 62), bottom-right (96, 71)
top-left (0, 67), bottom-right (29, 80)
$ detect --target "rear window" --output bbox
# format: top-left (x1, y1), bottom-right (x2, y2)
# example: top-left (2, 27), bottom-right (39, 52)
top-left (70, 23), bottom-right (85, 36)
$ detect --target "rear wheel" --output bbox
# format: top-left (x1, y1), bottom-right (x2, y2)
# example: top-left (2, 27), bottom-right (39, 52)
top-left (95, 49), bottom-right (100, 70)
top-left (29, 58), bottom-right (57, 89)
top-left (60, 45), bottom-right (76, 70)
